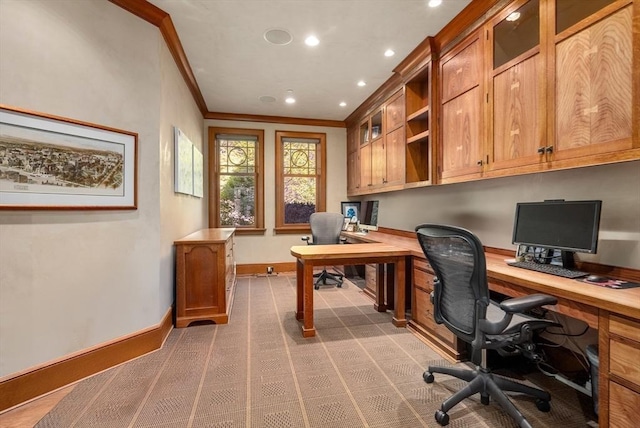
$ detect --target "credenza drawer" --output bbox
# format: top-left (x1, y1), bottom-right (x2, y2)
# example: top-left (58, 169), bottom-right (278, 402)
top-left (610, 339), bottom-right (640, 387)
top-left (413, 286), bottom-right (457, 346)
top-left (413, 267), bottom-right (434, 291)
top-left (412, 257), bottom-right (432, 273)
top-left (610, 314), bottom-right (640, 342)
top-left (609, 381), bottom-right (640, 427)
top-left (413, 286), bottom-right (435, 329)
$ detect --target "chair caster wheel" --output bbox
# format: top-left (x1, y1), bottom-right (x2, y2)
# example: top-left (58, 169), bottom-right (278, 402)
top-left (435, 409), bottom-right (449, 426)
top-left (337, 284), bottom-right (342, 288)
top-left (314, 285), bottom-right (319, 290)
top-left (535, 399), bottom-right (551, 412)
top-left (423, 372), bottom-right (434, 383)
top-left (481, 394), bottom-right (490, 405)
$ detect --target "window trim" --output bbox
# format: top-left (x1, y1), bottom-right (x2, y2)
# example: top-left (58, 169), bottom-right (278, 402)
top-left (274, 130), bottom-right (326, 234)
top-left (208, 127), bottom-right (264, 234)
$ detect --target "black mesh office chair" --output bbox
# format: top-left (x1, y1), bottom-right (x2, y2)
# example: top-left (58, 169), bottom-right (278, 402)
top-left (415, 224), bottom-right (560, 428)
top-left (302, 212), bottom-right (346, 290)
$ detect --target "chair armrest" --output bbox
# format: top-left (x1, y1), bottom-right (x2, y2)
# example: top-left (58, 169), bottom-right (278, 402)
top-left (301, 236), bottom-right (311, 244)
top-left (499, 293), bottom-right (557, 314)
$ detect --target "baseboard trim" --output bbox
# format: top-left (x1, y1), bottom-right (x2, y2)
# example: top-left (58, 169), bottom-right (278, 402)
top-left (237, 262), bottom-right (296, 276)
top-left (0, 307), bottom-right (174, 412)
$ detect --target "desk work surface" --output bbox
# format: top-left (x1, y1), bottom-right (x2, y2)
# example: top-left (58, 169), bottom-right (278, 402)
top-left (486, 254), bottom-right (640, 319)
top-left (343, 230), bottom-right (640, 320)
top-left (290, 243), bottom-right (411, 261)
top-left (175, 227), bottom-right (235, 244)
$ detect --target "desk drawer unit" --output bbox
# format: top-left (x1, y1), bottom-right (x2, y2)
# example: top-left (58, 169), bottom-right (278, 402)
top-left (606, 314), bottom-right (640, 427)
top-left (410, 257), bottom-right (465, 361)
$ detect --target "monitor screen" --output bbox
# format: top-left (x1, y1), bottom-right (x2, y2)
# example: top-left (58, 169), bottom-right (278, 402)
top-left (359, 200), bottom-right (379, 231)
top-left (512, 200), bottom-right (602, 253)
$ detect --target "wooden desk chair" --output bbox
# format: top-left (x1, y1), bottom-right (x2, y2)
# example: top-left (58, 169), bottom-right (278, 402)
top-left (416, 223), bottom-right (560, 428)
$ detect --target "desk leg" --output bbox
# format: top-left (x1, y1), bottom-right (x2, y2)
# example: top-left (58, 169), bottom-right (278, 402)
top-left (296, 259), bottom-right (304, 321)
top-left (392, 256), bottom-right (407, 327)
top-left (386, 263), bottom-right (395, 310)
top-left (374, 263), bottom-right (387, 312)
top-left (302, 262), bottom-right (316, 337)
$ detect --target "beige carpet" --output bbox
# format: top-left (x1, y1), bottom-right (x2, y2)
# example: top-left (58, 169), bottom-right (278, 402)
top-left (36, 274), bottom-right (595, 427)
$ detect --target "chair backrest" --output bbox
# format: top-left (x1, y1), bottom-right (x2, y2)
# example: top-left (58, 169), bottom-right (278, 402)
top-left (415, 224), bottom-right (490, 344)
top-left (309, 212), bottom-right (344, 245)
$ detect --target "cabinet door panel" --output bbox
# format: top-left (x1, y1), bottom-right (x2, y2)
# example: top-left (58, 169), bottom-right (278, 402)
top-left (589, 7), bottom-right (632, 145)
top-left (372, 138), bottom-right (385, 185)
top-left (385, 126), bottom-right (405, 185)
top-left (442, 38), bottom-right (481, 103)
top-left (441, 87), bottom-right (482, 179)
top-left (556, 31), bottom-right (591, 149)
top-left (556, 6), bottom-right (632, 156)
top-left (347, 151), bottom-right (359, 193)
top-left (491, 54), bottom-right (542, 168)
top-left (185, 246), bottom-right (220, 310)
top-left (386, 94), bottom-right (405, 132)
top-left (360, 143), bottom-right (372, 188)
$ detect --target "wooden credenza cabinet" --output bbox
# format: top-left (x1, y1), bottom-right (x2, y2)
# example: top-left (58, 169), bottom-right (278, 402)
top-left (174, 228), bottom-right (236, 328)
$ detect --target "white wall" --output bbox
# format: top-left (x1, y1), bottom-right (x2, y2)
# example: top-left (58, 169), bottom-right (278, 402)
top-left (0, 0), bottom-right (204, 377)
top-left (204, 119), bottom-right (347, 265)
top-left (159, 42), bottom-right (207, 313)
top-left (365, 161), bottom-right (640, 269)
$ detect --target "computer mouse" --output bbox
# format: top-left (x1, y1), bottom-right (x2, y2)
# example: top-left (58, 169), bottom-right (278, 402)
top-left (586, 275), bottom-right (609, 283)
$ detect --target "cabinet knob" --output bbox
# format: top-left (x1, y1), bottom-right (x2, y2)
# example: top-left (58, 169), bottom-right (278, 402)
top-left (476, 160), bottom-right (483, 166)
top-left (537, 147), bottom-right (545, 154)
top-left (545, 146), bottom-right (554, 153)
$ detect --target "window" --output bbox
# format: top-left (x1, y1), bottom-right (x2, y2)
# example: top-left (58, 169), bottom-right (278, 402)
top-left (209, 127), bottom-right (264, 234)
top-left (275, 131), bottom-right (326, 233)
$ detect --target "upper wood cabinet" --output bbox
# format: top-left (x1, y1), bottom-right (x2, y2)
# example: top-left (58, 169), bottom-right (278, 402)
top-left (345, 0), bottom-right (638, 195)
top-left (439, 31), bottom-right (484, 183)
top-left (553, 2), bottom-right (633, 160)
top-left (382, 91), bottom-right (406, 187)
top-left (346, 125), bottom-right (360, 194)
top-left (487, 0), bottom-right (546, 172)
top-left (361, 109), bottom-right (382, 188)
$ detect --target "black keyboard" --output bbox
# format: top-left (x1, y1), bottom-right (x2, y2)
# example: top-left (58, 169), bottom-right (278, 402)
top-left (507, 260), bottom-right (588, 279)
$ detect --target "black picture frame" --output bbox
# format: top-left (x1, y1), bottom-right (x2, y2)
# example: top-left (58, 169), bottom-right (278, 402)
top-left (341, 201), bottom-right (360, 222)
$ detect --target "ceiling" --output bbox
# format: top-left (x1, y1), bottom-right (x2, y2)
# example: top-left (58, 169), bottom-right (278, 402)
top-left (147, 0), bottom-right (472, 122)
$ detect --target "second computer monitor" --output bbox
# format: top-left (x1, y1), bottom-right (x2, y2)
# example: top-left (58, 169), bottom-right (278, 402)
top-left (359, 200), bottom-right (379, 232)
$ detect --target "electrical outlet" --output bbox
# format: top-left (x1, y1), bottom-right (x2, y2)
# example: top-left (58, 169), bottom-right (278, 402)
top-left (267, 266), bottom-right (274, 275)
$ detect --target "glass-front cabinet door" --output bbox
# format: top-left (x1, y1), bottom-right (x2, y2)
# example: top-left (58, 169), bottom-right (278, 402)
top-left (487, 0), bottom-right (545, 172)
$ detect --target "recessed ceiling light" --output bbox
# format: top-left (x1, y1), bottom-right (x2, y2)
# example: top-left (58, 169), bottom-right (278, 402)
top-left (428, 0), bottom-right (442, 7)
top-left (264, 28), bottom-right (293, 45)
top-left (285, 89), bottom-right (296, 104)
top-left (305, 35), bottom-right (319, 46)
top-left (259, 95), bottom-right (276, 103)
top-left (506, 11), bottom-right (521, 22)
top-left (339, 102), bottom-right (347, 107)
top-left (357, 80), bottom-right (366, 87)
top-left (384, 49), bottom-right (395, 57)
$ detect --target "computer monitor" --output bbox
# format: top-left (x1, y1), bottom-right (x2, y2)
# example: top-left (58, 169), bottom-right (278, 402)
top-left (359, 200), bottom-right (379, 232)
top-left (512, 200), bottom-right (602, 268)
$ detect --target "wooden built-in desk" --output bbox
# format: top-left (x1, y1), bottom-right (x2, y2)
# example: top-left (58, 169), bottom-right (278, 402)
top-left (343, 229), bottom-right (640, 428)
top-left (290, 243), bottom-right (411, 338)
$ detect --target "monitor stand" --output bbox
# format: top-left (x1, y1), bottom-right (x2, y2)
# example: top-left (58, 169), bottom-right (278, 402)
top-left (561, 250), bottom-right (576, 269)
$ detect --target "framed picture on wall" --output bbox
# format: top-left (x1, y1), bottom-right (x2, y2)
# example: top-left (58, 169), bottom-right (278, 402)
top-left (0, 105), bottom-right (138, 210)
top-left (174, 127), bottom-right (194, 195)
top-left (341, 201), bottom-right (360, 222)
